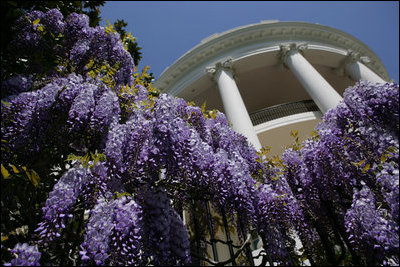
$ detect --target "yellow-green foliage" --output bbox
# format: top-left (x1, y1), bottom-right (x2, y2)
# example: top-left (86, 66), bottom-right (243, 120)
top-left (66, 151), bottom-right (107, 169)
top-left (1, 163), bottom-right (40, 187)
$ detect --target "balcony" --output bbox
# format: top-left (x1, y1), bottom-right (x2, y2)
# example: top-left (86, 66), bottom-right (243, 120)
top-left (249, 100), bottom-right (320, 126)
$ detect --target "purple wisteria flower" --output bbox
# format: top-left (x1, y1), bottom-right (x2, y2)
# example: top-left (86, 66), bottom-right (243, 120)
top-left (1, 75), bottom-right (33, 98)
top-left (2, 76), bottom-right (64, 156)
top-left (139, 186), bottom-right (191, 265)
top-left (6, 9), bottom-right (135, 87)
top-left (12, 10), bottom-right (45, 51)
top-left (345, 184), bottom-right (399, 263)
top-left (376, 161), bottom-right (399, 222)
top-left (42, 8), bottom-right (65, 34)
top-left (80, 195), bottom-right (115, 265)
top-left (109, 195), bottom-right (143, 265)
top-left (35, 165), bottom-right (88, 242)
top-left (64, 13), bottom-right (90, 41)
top-left (278, 82), bottom-right (399, 265)
top-left (169, 208), bottom-right (192, 265)
top-left (67, 83), bottom-right (97, 133)
top-left (89, 87), bottom-right (121, 135)
top-left (4, 243), bottom-right (41, 266)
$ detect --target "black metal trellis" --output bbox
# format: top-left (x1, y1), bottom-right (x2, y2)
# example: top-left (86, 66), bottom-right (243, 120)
top-left (188, 199), bottom-right (273, 266)
top-left (238, 217), bottom-right (255, 267)
top-left (206, 201), bottom-right (219, 262)
top-left (221, 207), bottom-right (236, 266)
top-left (191, 199), bottom-right (204, 266)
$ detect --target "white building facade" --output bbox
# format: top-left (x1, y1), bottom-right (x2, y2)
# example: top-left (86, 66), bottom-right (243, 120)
top-left (154, 21), bottom-right (389, 155)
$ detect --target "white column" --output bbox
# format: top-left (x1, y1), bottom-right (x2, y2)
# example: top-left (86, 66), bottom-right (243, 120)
top-left (344, 52), bottom-right (386, 83)
top-left (281, 44), bottom-right (343, 114)
top-left (207, 58), bottom-right (262, 150)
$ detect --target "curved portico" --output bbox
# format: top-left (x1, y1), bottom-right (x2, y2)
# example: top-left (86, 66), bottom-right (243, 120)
top-left (155, 21), bottom-right (389, 154)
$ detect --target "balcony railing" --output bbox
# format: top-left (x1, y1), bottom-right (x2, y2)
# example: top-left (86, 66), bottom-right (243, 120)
top-left (249, 100), bottom-right (320, 126)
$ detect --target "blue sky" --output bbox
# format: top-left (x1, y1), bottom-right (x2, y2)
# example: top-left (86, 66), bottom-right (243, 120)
top-left (99, 1), bottom-right (399, 83)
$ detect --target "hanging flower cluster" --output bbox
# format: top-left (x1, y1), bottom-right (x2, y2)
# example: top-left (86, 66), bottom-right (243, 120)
top-left (279, 81), bottom-right (399, 265)
top-left (5, 7), bottom-right (134, 97)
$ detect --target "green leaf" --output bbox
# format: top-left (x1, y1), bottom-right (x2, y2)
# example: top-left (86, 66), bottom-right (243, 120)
top-left (115, 192), bottom-right (131, 199)
top-left (66, 153), bottom-right (78, 162)
top-left (201, 101), bottom-right (207, 113)
top-left (37, 25), bottom-right (44, 32)
top-left (93, 157), bottom-right (99, 166)
top-left (32, 18), bottom-right (40, 25)
top-left (1, 234), bottom-right (8, 242)
top-left (82, 154), bottom-right (90, 168)
top-left (351, 159), bottom-right (366, 167)
top-left (1, 164), bottom-right (10, 178)
top-left (363, 163), bottom-right (371, 172)
top-left (10, 165), bottom-right (20, 174)
top-left (30, 170), bottom-right (40, 187)
top-left (1, 100), bottom-right (10, 107)
top-left (22, 167), bottom-right (40, 187)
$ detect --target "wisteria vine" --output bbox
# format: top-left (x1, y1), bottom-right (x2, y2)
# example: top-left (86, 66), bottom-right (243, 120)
top-left (1, 8), bottom-right (398, 266)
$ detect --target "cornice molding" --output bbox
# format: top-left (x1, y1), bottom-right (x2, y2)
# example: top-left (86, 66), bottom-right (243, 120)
top-left (155, 21), bottom-right (389, 93)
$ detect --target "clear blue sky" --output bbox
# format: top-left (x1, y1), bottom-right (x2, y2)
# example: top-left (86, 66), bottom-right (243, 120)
top-left (99, 1), bottom-right (399, 83)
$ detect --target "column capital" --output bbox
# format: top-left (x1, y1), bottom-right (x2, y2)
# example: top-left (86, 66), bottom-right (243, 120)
top-left (277, 42), bottom-right (308, 69)
top-left (343, 50), bottom-right (385, 83)
top-left (336, 50), bottom-right (372, 76)
top-left (206, 57), bottom-right (236, 81)
top-left (344, 50), bottom-right (371, 65)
